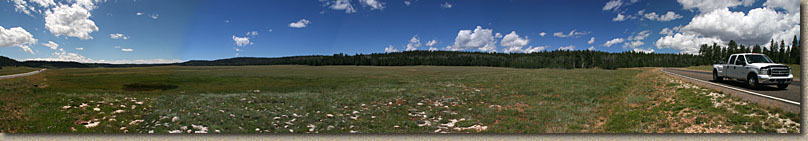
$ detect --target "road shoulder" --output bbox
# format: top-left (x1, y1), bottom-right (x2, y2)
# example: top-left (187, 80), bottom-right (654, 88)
top-left (662, 68), bottom-right (800, 114)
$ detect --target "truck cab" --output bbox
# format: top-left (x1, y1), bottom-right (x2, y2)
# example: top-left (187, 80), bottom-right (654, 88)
top-left (713, 53), bottom-right (792, 89)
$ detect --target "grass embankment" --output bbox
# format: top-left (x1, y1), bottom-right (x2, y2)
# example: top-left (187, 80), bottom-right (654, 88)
top-left (0, 65), bottom-right (800, 133)
top-left (601, 68), bottom-right (799, 133)
top-left (684, 64), bottom-right (801, 79)
top-left (0, 67), bottom-right (39, 76)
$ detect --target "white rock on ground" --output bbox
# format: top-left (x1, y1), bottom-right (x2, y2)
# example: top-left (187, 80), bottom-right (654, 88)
top-left (84, 121), bottom-right (100, 128)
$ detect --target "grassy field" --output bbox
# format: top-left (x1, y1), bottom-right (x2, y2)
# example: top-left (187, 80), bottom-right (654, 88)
top-left (684, 64), bottom-right (801, 79)
top-left (0, 66), bottom-right (39, 76)
top-left (0, 65), bottom-right (799, 133)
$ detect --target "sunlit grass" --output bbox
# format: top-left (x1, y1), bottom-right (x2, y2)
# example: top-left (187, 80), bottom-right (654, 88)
top-left (1, 65), bottom-right (800, 133)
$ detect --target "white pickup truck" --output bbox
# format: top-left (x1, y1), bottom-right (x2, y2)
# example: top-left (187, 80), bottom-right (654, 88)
top-left (713, 53), bottom-right (792, 89)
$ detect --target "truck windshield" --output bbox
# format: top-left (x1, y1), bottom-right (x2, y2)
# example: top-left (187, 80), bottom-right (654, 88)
top-left (745, 55), bottom-right (773, 63)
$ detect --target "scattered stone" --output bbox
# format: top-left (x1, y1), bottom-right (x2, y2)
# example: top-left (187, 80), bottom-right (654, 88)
top-left (129, 120), bottom-right (144, 125)
top-left (84, 121), bottom-right (100, 128)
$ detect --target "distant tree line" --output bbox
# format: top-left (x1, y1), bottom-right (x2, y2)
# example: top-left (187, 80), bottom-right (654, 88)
top-left (181, 50), bottom-right (706, 69)
top-left (6, 36), bottom-right (797, 70)
top-left (0, 56), bottom-right (171, 68)
top-left (699, 35), bottom-right (800, 64)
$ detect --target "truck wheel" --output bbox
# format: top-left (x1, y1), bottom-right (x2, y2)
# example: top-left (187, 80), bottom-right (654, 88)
top-left (713, 70), bottom-right (723, 82)
top-left (747, 75), bottom-right (759, 89)
top-left (777, 84), bottom-right (788, 89)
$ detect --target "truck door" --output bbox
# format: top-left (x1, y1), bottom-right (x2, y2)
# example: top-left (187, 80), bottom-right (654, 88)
top-left (726, 55), bottom-right (737, 78)
top-left (733, 55), bottom-right (748, 79)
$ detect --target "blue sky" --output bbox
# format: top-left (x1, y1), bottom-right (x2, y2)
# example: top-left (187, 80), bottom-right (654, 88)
top-left (0, 0), bottom-right (800, 63)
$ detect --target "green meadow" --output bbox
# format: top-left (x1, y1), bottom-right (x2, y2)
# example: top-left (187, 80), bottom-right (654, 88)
top-left (0, 65), bottom-right (799, 133)
top-left (0, 66), bottom-right (39, 76)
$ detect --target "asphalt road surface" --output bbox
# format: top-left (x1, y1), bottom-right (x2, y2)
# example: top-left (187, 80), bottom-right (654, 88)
top-left (0, 68), bottom-right (46, 80)
top-left (663, 68), bottom-right (801, 103)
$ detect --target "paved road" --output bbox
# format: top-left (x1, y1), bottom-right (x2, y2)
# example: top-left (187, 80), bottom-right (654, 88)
top-left (0, 68), bottom-right (46, 80)
top-left (663, 68), bottom-right (801, 103)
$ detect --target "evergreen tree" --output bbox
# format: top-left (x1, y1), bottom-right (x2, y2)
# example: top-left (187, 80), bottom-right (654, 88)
top-left (740, 44), bottom-right (747, 53)
top-left (753, 44), bottom-right (761, 53)
top-left (779, 40), bottom-right (786, 63)
top-left (792, 35), bottom-right (800, 64)
top-left (712, 43), bottom-right (721, 62)
top-left (728, 40), bottom-right (738, 54)
top-left (769, 39), bottom-right (778, 61)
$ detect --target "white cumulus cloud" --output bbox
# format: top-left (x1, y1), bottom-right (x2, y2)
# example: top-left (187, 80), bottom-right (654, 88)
top-left (655, 32), bottom-right (724, 54)
top-left (110, 33), bottom-right (129, 40)
top-left (612, 13), bottom-right (628, 21)
top-left (523, 46), bottom-right (546, 53)
top-left (500, 31), bottom-right (530, 53)
top-left (678, 7), bottom-right (799, 47)
top-left (289, 19), bottom-right (311, 28)
top-left (643, 11), bottom-right (683, 21)
top-left (763, 0), bottom-right (799, 14)
top-left (441, 2), bottom-right (452, 8)
top-left (426, 40), bottom-right (438, 47)
top-left (359, 0), bottom-right (384, 10)
top-left (42, 41), bottom-right (59, 50)
top-left (620, 30), bottom-right (651, 48)
top-left (246, 31), bottom-right (259, 36)
top-left (603, 38), bottom-right (625, 47)
top-left (633, 48), bottom-right (655, 53)
top-left (603, 0), bottom-right (623, 11)
top-left (121, 48), bottom-right (133, 52)
top-left (677, 0), bottom-right (755, 13)
top-left (426, 40), bottom-right (438, 51)
top-left (588, 37), bottom-right (595, 44)
top-left (446, 26), bottom-right (497, 52)
top-left (553, 30), bottom-right (590, 38)
top-left (45, 3), bottom-right (99, 40)
top-left (588, 46), bottom-right (595, 51)
top-left (603, 0), bottom-right (639, 11)
top-left (558, 45), bottom-right (575, 51)
top-left (659, 28), bottom-right (674, 36)
top-left (629, 30), bottom-right (650, 41)
top-left (405, 35), bottom-right (421, 51)
top-left (326, 0), bottom-right (356, 13)
top-left (75, 47), bottom-right (83, 50)
top-left (30, 0), bottom-right (55, 7)
top-left (384, 45), bottom-right (399, 53)
top-left (232, 35), bottom-right (253, 47)
top-left (0, 26), bottom-right (37, 54)
top-left (539, 32), bottom-right (546, 37)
